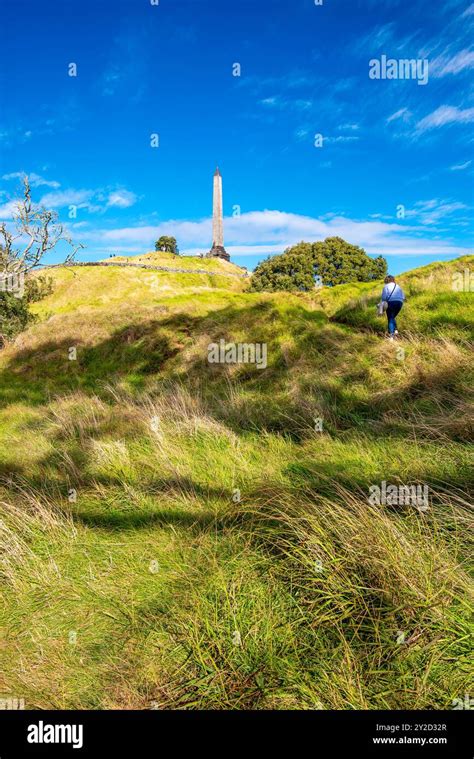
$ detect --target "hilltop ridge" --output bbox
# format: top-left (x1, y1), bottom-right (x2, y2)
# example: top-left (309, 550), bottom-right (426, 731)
top-left (99, 250), bottom-right (246, 273)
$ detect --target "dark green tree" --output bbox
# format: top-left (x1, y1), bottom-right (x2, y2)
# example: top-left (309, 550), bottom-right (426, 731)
top-left (249, 250), bottom-right (314, 292)
top-left (0, 272), bottom-right (53, 343)
top-left (0, 291), bottom-right (32, 342)
top-left (155, 236), bottom-right (179, 255)
top-left (250, 237), bottom-right (387, 292)
top-left (310, 237), bottom-right (387, 286)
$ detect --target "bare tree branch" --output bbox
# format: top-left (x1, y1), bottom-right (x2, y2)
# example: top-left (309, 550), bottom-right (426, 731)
top-left (0, 176), bottom-right (85, 275)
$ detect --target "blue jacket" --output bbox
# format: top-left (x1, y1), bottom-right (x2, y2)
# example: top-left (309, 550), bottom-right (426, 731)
top-left (382, 283), bottom-right (405, 302)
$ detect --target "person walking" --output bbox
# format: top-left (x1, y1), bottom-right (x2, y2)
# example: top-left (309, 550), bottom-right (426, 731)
top-left (381, 275), bottom-right (405, 338)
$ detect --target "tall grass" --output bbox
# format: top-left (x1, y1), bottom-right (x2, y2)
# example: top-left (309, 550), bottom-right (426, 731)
top-left (0, 254), bottom-right (472, 709)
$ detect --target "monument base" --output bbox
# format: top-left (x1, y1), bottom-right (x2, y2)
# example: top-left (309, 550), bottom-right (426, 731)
top-left (207, 244), bottom-right (230, 262)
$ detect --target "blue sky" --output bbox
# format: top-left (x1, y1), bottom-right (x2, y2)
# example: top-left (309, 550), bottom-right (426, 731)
top-left (0, 0), bottom-right (472, 274)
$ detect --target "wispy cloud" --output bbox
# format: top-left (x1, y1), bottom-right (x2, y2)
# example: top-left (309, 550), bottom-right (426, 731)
top-left (0, 127), bottom-right (36, 147)
top-left (450, 160), bottom-right (472, 170)
top-left (98, 26), bottom-right (152, 101)
top-left (325, 135), bottom-right (360, 144)
top-left (386, 107), bottom-right (412, 124)
top-left (106, 190), bottom-right (138, 209)
top-left (294, 128), bottom-right (310, 141)
top-left (293, 130), bottom-right (360, 145)
top-left (354, 22), bottom-right (396, 55)
top-left (431, 49), bottom-right (474, 76)
top-left (0, 199), bottom-right (20, 220)
top-left (404, 198), bottom-right (469, 225)
top-left (38, 186), bottom-right (138, 213)
top-left (39, 189), bottom-right (95, 209)
top-left (260, 96), bottom-right (278, 106)
top-left (416, 104), bottom-right (474, 131)
top-left (2, 172), bottom-right (60, 188)
top-left (0, 97), bottom-right (80, 147)
top-left (259, 96), bottom-right (313, 111)
top-left (0, 180), bottom-right (139, 220)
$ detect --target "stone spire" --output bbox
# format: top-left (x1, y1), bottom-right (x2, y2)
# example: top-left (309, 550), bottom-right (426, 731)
top-left (207, 166), bottom-right (229, 261)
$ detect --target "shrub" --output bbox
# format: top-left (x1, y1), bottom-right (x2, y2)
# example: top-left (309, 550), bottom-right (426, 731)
top-left (0, 291), bottom-right (33, 341)
top-left (250, 237), bottom-right (387, 292)
top-left (0, 274), bottom-right (53, 343)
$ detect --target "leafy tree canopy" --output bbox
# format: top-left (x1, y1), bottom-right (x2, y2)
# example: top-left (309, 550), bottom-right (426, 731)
top-left (250, 237), bottom-right (387, 292)
top-left (249, 251), bottom-right (314, 293)
top-left (155, 236), bottom-right (179, 255)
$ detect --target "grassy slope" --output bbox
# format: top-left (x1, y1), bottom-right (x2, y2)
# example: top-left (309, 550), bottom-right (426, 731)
top-left (36, 253), bottom-right (246, 315)
top-left (318, 255), bottom-right (474, 342)
top-left (0, 254), bottom-right (472, 709)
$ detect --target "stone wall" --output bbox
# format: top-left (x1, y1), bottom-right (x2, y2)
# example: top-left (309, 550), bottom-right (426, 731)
top-left (40, 261), bottom-right (249, 279)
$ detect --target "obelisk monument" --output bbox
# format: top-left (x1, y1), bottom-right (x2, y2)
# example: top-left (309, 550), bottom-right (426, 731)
top-left (207, 167), bottom-right (230, 261)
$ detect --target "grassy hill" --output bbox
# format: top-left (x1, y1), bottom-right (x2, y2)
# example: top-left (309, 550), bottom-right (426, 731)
top-left (36, 251), bottom-right (246, 316)
top-left (0, 253), bottom-right (472, 709)
top-left (99, 249), bottom-right (247, 272)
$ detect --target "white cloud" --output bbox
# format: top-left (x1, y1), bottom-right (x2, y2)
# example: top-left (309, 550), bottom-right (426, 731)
top-left (37, 186), bottom-right (138, 213)
top-left (39, 189), bottom-right (94, 208)
top-left (2, 172), bottom-right (25, 182)
top-left (404, 198), bottom-right (469, 225)
top-left (354, 22), bottom-right (396, 55)
top-left (295, 128), bottom-right (310, 141)
top-left (77, 209), bottom-right (472, 261)
top-left (107, 190), bottom-right (137, 208)
top-left (260, 96), bottom-right (278, 106)
top-left (450, 160), bottom-right (472, 170)
top-left (70, 221), bottom-right (90, 229)
top-left (0, 199), bottom-right (20, 220)
top-left (416, 105), bottom-right (474, 131)
top-left (2, 171), bottom-right (60, 188)
top-left (259, 96), bottom-right (313, 111)
top-left (325, 135), bottom-right (360, 143)
top-left (0, 180), bottom-right (139, 219)
top-left (386, 108), bottom-right (412, 124)
top-left (294, 99), bottom-right (313, 111)
top-left (431, 49), bottom-right (474, 76)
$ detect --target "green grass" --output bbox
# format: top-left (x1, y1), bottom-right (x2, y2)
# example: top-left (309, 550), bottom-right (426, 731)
top-left (0, 253), bottom-right (472, 709)
top-left (318, 255), bottom-right (474, 342)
